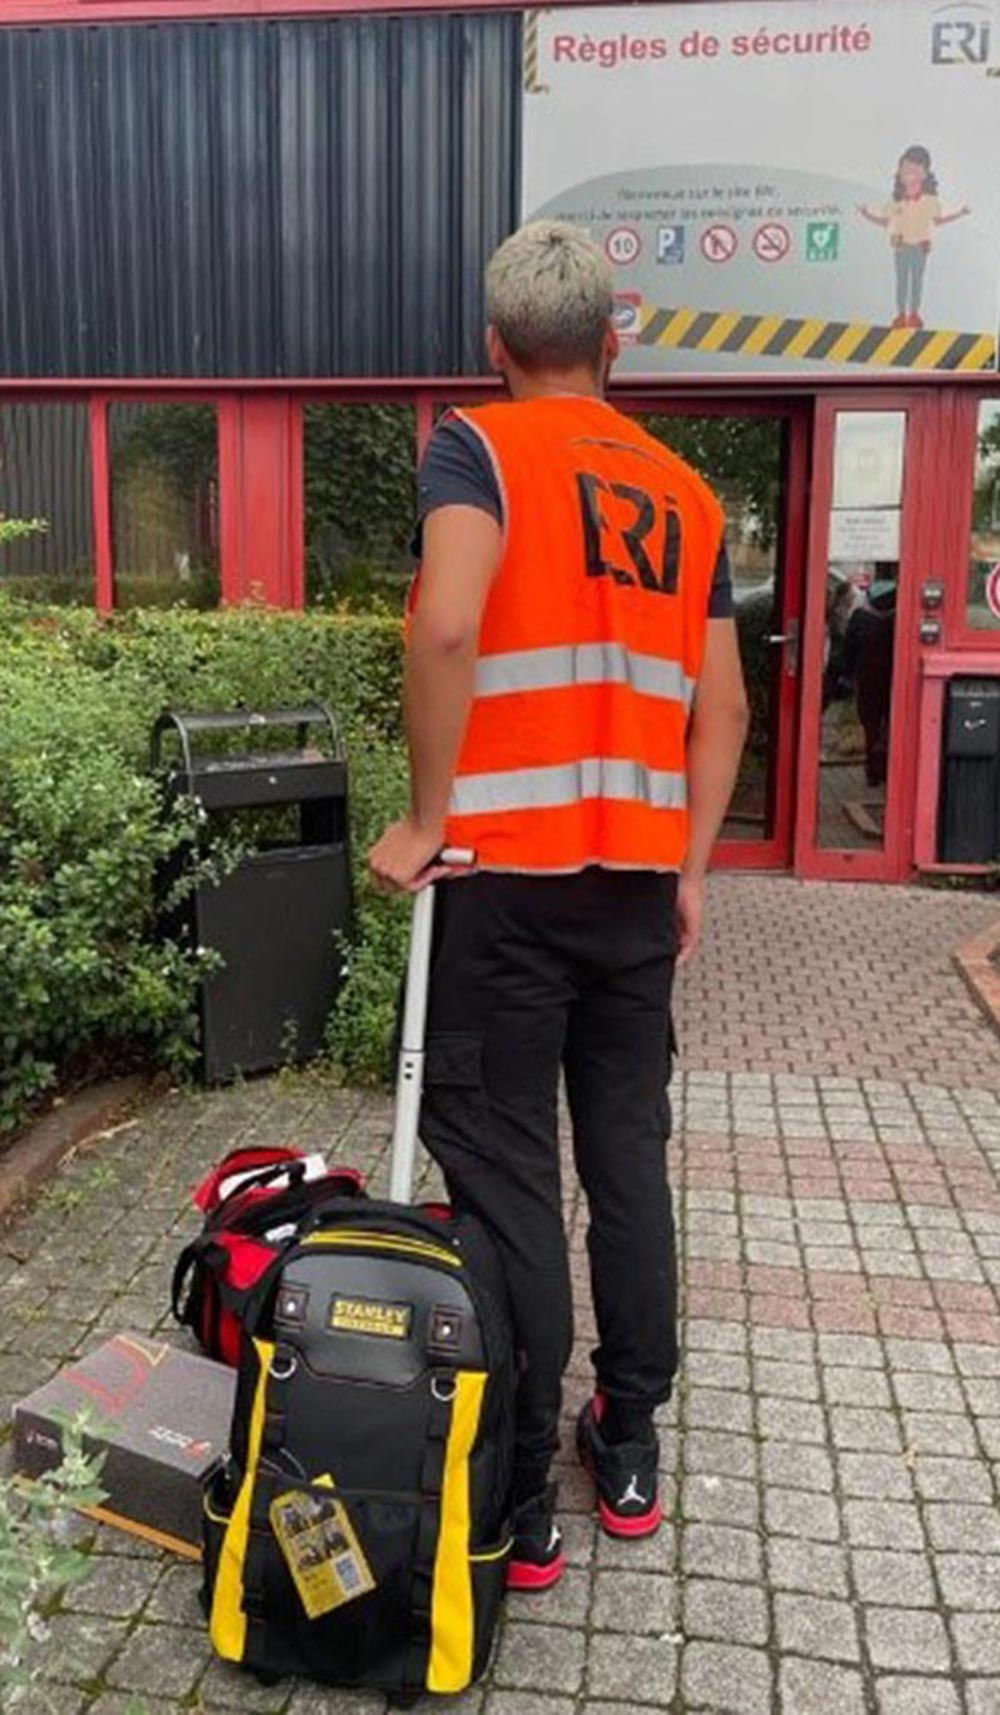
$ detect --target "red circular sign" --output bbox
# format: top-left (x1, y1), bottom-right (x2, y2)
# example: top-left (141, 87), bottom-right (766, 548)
top-left (752, 221), bottom-right (791, 263)
top-left (986, 562), bottom-right (1000, 620)
top-left (701, 224), bottom-right (738, 264)
top-left (605, 226), bottom-right (642, 266)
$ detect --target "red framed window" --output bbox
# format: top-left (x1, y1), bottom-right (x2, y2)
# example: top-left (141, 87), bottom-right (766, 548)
top-left (0, 398), bottom-right (95, 607)
top-left (948, 390), bottom-right (1000, 646)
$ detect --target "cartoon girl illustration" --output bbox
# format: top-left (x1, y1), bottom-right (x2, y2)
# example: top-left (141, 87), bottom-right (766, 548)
top-left (858, 146), bottom-right (970, 329)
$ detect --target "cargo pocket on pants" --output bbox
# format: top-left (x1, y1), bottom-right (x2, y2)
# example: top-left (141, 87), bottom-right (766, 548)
top-left (422, 1033), bottom-right (490, 1159)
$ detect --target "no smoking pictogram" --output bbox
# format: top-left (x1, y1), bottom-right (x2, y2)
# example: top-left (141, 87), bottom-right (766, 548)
top-left (752, 222), bottom-right (791, 263)
top-left (701, 224), bottom-right (738, 264)
top-left (987, 562), bottom-right (1000, 620)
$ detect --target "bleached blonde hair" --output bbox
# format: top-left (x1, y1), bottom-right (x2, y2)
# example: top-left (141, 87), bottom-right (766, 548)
top-left (485, 221), bottom-right (615, 373)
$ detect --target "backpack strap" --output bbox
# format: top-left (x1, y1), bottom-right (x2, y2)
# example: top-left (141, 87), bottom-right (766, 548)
top-left (239, 1340), bottom-right (297, 1669)
top-left (402, 1374), bottom-right (456, 1696)
top-left (171, 1236), bottom-right (211, 1329)
top-left (207, 1166), bottom-right (365, 1241)
top-left (204, 1157), bottom-right (309, 1232)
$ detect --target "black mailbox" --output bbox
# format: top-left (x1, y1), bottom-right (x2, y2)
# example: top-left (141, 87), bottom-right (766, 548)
top-left (939, 679), bottom-right (1000, 863)
top-left (946, 682), bottom-right (1000, 758)
top-left (153, 706), bottom-right (351, 1084)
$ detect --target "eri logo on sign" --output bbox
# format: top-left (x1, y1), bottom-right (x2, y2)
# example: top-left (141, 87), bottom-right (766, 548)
top-left (931, 3), bottom-right (991, 63)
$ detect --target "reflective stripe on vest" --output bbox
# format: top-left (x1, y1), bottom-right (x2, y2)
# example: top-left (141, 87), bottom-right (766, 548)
top-left (451, 758), bottom-right (687, 817)
top-left (474, 642), bottom-right (695, 707)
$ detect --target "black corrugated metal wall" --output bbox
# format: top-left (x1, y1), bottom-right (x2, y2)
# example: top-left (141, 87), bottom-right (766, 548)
top-left (0, 403), bottom-right (92, 577)
top-left (0, 13), bottom-right (521, 377)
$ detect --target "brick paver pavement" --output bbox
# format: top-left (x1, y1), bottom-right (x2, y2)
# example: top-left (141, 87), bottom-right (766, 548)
top-left (681, 877), bottom-right (1000, 1088)
top-left (3, 876), bottom-right (1000, 1715)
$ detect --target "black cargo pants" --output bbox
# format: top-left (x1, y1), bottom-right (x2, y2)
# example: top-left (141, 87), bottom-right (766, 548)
top-left (420, 867), bottom-right (679, 1497)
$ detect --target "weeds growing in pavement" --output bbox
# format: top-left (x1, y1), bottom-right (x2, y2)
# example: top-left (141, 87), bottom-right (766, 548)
top-left (0, 1413), bottom-right (106, 1708)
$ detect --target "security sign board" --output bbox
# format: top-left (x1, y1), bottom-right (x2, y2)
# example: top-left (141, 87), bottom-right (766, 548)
top-left (522, 0), bottom-right (1000, 373)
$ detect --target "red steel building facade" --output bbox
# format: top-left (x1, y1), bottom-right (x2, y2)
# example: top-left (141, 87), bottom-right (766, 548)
top-left (2, 0), bottom-right (999, 882)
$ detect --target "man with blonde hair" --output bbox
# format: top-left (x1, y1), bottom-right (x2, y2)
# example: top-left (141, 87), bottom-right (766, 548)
top-left (371, 221), bottom-right (748, 1590)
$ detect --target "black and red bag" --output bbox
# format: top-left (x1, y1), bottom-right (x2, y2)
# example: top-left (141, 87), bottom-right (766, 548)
top-left (172, 1147), bottom-right (366, 1365)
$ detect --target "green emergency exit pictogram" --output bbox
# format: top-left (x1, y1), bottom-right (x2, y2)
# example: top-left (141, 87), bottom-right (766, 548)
top-left (807, 222), bottom-right (840, 263)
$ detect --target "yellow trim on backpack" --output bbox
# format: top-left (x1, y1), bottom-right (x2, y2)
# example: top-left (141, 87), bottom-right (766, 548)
top-left (304, 1230), bottom-right (461, 1269)
top-left (209, 1337), bottom-right (274, 1662)
top-left (427, 1370), bottom-right (487, 1693)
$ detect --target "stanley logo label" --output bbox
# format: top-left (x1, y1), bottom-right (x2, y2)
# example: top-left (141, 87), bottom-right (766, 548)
top-left (329, 1296), bottom-right (412, 1340)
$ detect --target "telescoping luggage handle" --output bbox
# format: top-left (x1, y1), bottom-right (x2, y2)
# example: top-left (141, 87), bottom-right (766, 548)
top-left (389, 847), bottom-right (475, 1204)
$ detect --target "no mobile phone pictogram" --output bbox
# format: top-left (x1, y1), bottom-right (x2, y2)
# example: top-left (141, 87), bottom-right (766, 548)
top-left (752, 222), bottom-right (791, 263)
top-left (701, 224), bottom-right (738, 264)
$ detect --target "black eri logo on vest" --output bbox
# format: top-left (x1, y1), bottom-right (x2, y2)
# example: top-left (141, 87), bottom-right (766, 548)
top-left (576, 472), bottom-right (683, 596)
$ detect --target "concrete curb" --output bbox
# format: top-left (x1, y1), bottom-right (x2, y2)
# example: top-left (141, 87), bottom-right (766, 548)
top-left (954, 916), bottom-right (1000, 1040)
top-left (0, 1075), bottom-right (149, 1223)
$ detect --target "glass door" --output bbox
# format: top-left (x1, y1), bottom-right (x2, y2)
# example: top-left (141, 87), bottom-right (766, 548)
top-left (795, 393), bottom-right (930, 881)
top-left (626, 402), bottom-right (809, 868)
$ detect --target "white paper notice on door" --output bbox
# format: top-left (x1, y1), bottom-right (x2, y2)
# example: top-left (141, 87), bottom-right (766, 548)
top-left (828, 508), bottom-right (901, 564)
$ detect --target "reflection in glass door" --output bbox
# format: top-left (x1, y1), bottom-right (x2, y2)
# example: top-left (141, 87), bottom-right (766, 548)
top-left (815, 411), bottom-right (905, 854)
top-left (796, 394), bottom-right (927, 883)
top-left (632, 408), bottom-right (807, 866)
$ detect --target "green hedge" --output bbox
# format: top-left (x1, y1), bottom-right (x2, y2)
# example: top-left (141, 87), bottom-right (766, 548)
top-left (0, 598), bottom-right (408, 1133)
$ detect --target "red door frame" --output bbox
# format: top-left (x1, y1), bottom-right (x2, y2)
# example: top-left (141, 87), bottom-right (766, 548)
top-left (794, 388), bottom-right (936, 882)
top-left (717, 402), bottom-right (809, 870)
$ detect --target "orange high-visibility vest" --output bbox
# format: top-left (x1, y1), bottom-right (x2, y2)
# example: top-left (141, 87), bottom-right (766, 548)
top-left (426, 396), bottom-right (724, 873)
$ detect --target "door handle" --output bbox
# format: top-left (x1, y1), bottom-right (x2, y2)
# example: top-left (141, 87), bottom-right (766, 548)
top-left (767, 619), bottom-right (800, 673)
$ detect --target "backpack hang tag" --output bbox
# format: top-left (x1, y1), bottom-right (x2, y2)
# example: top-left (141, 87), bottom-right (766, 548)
top-left (270, 1484), bottom-right (376, 1619)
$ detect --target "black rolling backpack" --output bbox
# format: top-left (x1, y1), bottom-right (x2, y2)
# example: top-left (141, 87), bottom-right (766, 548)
top-left (201, 871), bottom-right (516, 1706)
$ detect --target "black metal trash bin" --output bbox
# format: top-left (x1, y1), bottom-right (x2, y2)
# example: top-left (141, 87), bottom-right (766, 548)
top-left (939, 679), bottom-right (1000, 864)
top-left (152, 706), bottom-right (351, 1084)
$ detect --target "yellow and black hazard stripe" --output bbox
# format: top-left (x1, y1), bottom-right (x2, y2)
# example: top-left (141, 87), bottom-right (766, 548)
top-left (637, 303), bottom-right (996, 372)
top-left (523, 9), bottom-right (549, 94)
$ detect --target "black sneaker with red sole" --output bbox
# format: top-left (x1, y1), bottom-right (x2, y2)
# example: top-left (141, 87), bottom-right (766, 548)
top-left (576, 1395), bottom-right (662, 1538)
top-left (506, 1482), bottom-right (567, 1591)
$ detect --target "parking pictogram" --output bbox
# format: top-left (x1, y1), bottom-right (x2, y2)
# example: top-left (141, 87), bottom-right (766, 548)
top-left (701, 224), bottom-right (738, 264)
top-left (752, 222), bottom-right (791, 263)
top-left (657, 224), bottom-right (686, 265)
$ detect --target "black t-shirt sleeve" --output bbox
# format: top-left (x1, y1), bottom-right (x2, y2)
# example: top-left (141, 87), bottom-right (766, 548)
top-left (708, 541), bottom-right (735, 619)
top-left (411, 417), bottom-right (503, 557)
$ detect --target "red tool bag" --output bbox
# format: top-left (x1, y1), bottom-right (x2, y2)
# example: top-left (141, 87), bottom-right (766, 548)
top-left (171, 1146), bottom-right (366, 1366)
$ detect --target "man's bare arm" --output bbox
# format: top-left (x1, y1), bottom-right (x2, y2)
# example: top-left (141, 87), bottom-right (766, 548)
top-left (678, 617), bottom-right (750, 962)
top-left (369, 504), bottom-right (501, 892)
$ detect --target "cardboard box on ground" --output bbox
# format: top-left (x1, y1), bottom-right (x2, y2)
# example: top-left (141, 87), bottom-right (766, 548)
top-left (13, 1333), bottom-right (235, 1557)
